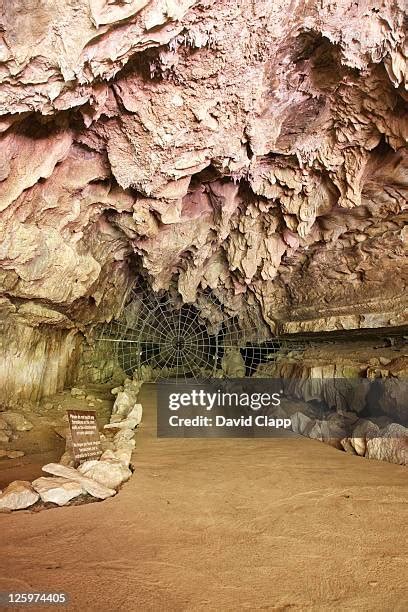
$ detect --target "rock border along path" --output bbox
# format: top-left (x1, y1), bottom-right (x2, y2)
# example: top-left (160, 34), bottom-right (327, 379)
top-left (0, 380), bottom-right (142, 512)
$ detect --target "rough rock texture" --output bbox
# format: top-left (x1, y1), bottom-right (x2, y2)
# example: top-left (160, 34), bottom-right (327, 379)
top-left (78, 457), bottom-right (132, 490)
top-left (0, 480), bottom-right (39, 511)
top-left (32, 476), bottom-right (84, 506)
top-left (258, 338), bottom-right (408, 418)
top-left (0, 412), bottom-right (33, 432)
top-left (42, 463), bottom-right (116, 499)
top-left (0, 1), bottom-right (407, 398)
top-left (365, 423), bottom-right (408, 464)
top-left (257, 339), bottom-right (408, 465)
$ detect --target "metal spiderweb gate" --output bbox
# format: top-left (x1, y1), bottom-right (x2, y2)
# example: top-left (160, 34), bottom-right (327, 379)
top-left (97, 291), bottom-right (284, 382)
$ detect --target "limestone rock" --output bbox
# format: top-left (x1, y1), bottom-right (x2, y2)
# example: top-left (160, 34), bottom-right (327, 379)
top-left (317, 420), bottom-right (347, 450)
top-left (32, 477), bottom-right (84, 506)
top-left (59, 451), bottom-right (76, 468)
top-left (112, 447), bottom-right (133, 467)
top-left (113, 440), bottom-right (135, 467)
top-left (0, 412), bottom-right (33, 431)
top-left (5, 450), bottom-right (25, 459)
top-left (221, 348), bottom-right (246, 378)
top-left (374, 378), bottom-right (407, 423)
top-left (347, 420), bottom-right (380, 456)
top-left (100, 450), bottom-right (117, 461)
top-left (42, 463), bottom-right (116, 499)
top-left (291, 412), bottom-right (315, 437)
top-left (78, 458), bottom-right (132, 490)
top-left (71, 388), bottom-right (86, 398)
top-left (0, 0), bottom-right (407, 405)
top-left (340, 438), bottom-right (358, 455)
top-left (111, 380), bottom-right (142, 418)
top-left (113, 428), bottom-right (136, 444)
top-left (0, 481), bottom-right (39, 510)
top-left (365, 424), bottom-right (408, 466)
top-left (105, 404), bottom-right (143, 430)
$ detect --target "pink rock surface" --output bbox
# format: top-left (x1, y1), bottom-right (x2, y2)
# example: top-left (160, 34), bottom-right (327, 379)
top-left (0, 0), bottom-right (407, 399)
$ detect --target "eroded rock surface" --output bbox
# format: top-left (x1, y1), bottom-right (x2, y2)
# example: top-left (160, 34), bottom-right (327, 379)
top-left (0, 480), bottom-right (39, 511)
top-left (32, 477), bottom-right (84, 506)
top-left (42, 463), bottom-right (116, 499)
top-left (0, 1), bottom-right (407, 399)
top-left (78, 457), bottom-right (132, 490)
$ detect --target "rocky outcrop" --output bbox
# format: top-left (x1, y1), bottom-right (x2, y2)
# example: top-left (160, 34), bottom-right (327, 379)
top-left (341, 422), bottom-right (408, 465)
top-left (0, 1), bottom-right (407, 398)
top-left (257, 339), bottom-right (408, 465)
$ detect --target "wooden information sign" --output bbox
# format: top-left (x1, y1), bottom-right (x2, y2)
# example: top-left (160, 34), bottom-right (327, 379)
top-left (67, 410), bottom-right (102, 465)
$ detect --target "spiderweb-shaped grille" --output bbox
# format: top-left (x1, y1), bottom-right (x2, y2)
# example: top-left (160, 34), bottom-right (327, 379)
top-left (97, 290), bottom-right (285, 382)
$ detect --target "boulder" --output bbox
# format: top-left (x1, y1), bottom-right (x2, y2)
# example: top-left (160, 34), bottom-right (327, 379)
top-left (291, 412), bottom-right (315, 436)
top-left (6, 450), bottom-right (25, 459)
top-left (221, 348), bottom-right (246, 378)
top-left (42, 463), bottom-right (116, 499)
top-left (1, 411), bottom-right (33, 431)
top-left (100, 449), bottom-right (116, 461)
top-left (372, 378), bottom-right (406, 423)
top-left (349, 420), bottom-right (380, 456)
top-left (113, 428), bottom-right (135, 443)
top-left (318, 420), bottom-right (347, 450)
top-left (59, 451), bottom-right (75, 467)
top-left (305, 420), bottom-right (321, 439)
top-left (32, 477), bottom-right (84, 506)
top-left (99, 446), bottom-right (133, 467)
top-left (111, 380), bottom-right (142, 418)
top-left (0, 480), bottom-right (39, 510)
top-left (340, 437), bottom-right (358, 455)
top-left (70, 387), bottom-right (86, 398)
top-left (366, 424), bottom-right (408, 466)
top-left (112, 440), bottom-right (135, 466)
top-left (78, 458), bottom-right (132, 490)
top-left (105, 404), bottom-right (143, 430)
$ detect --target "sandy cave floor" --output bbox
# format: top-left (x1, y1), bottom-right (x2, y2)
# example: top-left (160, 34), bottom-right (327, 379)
top-left (0, 384), bottom-right (407, 611)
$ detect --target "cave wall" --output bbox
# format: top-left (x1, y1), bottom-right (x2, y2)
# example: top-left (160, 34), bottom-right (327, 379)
top-left (0, 301), bottom-right (82, 403)
top-left (0, 0), bottom-right (407, 399)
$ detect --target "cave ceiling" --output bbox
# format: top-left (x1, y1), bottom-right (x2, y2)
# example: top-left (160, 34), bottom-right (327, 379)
top-left (0, 0), bottom-right (407, 335)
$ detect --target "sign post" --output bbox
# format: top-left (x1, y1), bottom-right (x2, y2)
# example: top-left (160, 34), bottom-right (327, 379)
top-left (67, 410), bottom-right (102, 466)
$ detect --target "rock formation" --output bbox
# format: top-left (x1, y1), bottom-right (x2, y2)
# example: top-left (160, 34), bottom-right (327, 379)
top-left (0, 1), bottom-right (407, 399)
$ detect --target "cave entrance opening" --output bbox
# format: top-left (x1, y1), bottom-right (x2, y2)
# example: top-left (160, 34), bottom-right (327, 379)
top-left (97, 290), bottom-right (284, 382)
